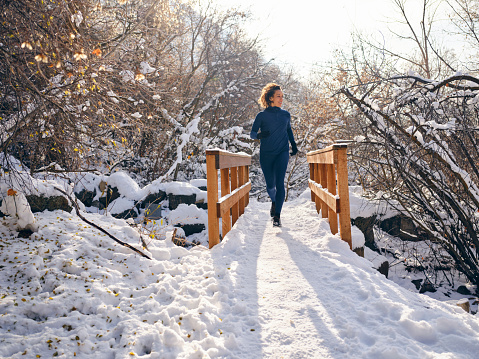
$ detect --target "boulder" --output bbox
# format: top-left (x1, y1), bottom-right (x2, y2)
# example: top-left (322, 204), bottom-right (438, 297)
top-left (18, 229), bottom-right (34, 238)
top-left (377, 260), bottom-right (389, 278)
top-left (419, 279), bottom-right (436, 294)
top-left (143, 202), bottom-right (162, 220)
top-left (457, 285), bottom-right (472, 295)
top-left (98, 185), bottom-right (120, 209)
top-left (195, 200), bottom-right (208, 210)
top-left (411, 279), bottom-right (422, 290)
top-left (26, 195), bottom-right (72, 213)
top-left (168, 193), bottom-right (196, 210)
top-left (140, 190), bottom-right (167, 208)
top-left (112, 208), bottom-right (138, 219)
top-left (75, 189), bottom-right (96, 207)
top-left (380, 214), bottom-right (426, 241)
top-left (351, 215), bottom-right (377, 250)
top-left (175, 223), bottom-right (205, 237)
top-left (364, 247), bottom-right (389, 277)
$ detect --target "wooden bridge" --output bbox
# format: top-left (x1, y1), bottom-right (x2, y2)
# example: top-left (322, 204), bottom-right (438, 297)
top-left (206, 145), bottom-right (355, 252)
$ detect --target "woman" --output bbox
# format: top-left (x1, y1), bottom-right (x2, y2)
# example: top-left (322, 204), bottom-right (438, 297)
top-left (250, 83), bottom-right (297, 227)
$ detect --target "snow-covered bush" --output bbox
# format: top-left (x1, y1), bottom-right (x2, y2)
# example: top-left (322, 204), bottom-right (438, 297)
top-left (339, 73), bottom-right (479, 289)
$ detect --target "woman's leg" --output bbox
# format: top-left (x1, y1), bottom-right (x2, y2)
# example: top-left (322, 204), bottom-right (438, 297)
top-left (273, 150), bottom-right (289, 216)
top-left (259, 152), bottom-right (277, 201)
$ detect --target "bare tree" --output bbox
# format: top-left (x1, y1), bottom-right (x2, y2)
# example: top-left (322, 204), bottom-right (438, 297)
top-left (338, 74), bottom-right (479, 288)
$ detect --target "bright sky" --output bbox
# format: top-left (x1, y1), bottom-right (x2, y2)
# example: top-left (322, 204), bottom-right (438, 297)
top-left (214, 0), bottom-right (457, 77)
top-left (213, 0), bottom-right (394, 71)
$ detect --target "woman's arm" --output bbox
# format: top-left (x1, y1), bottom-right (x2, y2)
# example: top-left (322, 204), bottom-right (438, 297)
top-left (287, 116), bottom-right (298, 155)
top-left (250, 113), bottom-right (262, 139)
top-left (287, 116), bottom-right (296, 144)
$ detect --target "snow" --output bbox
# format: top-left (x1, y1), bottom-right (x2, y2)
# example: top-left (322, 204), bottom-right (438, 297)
top-left (167, 204), bottom-right (208, 225)
top-left (140, 62), bottom-right (156, 74)
top-left (2, 189), bottom-right (479, 358)
top-left (71, 11), bottom-right (83, 27)
top-left (349, 185), bottom-right (399, 220)
top-left (189, 179), bottom-right (207, 188)
top-left (71, 172), bottom-right (207, 203)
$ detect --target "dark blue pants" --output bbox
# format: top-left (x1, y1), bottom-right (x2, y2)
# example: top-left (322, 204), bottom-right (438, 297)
top-left (260, 150), bottom-right (289, 216)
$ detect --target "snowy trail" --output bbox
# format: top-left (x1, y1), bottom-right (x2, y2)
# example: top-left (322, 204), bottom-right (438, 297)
top-left (221, 194), bottom-right (479, 358)
top-left (255, 207), bottom-right (341, 358)
top-left (229, 198), bottom-right (359, 358)
top-left (2, 190), bottom-right (479, 358)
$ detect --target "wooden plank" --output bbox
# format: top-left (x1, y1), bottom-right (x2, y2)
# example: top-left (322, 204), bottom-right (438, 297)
top-left (306, 144), bottom-right (348, 165)
top-left (320, 163), bottom-right (328, 218)
top-left (205, 149), bottom-right (251, 169)
top-left (327, 163), bottom-right (338, 235)
top-left (217, 182), bottom-right (252, 216)
top-left (308, 180), bottom-right (340, 213)
top-left (206, 154), bottom-right (220, 249)
top-left (336, 147), bottom-right (352, 249)
top-left (313, 163), bottom-right (320, 213)
top-left (231, 166), bottom-right (239, 226)
top-left (307, 150), bottom-right (336, 165)
top-left (306, 144), bottom-right (348, 157)
top-left (205, 149), bottom-right (252, 158)
top-left (220, 168), bottom-right (231, 238)
top-left (238, 166), bottom-right (245, 215)
top-left (245, 166), bottom-right (250, 207)
top-left (309, 163), bottom-right (315, 203)
top-left (218, 153), bottom-right (251, 169)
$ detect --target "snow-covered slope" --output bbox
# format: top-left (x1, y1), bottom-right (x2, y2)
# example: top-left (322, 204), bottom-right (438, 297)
top-left (1, 191), bottom-right (479, 358)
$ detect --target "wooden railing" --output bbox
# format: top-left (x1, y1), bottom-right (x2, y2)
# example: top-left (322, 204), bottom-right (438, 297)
top-left (206, 149), bottom-right (252, 249)
top-left (307, 144), bottom-right (352, 249)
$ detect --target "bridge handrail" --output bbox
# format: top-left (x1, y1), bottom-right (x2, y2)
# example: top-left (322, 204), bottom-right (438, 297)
top-left (306, 144), bottom-right (352, 249)
top-left (206, 149), bottom-right (252, 248)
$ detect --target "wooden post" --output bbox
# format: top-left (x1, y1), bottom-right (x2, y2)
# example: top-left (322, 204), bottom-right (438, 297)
top-left (206, 149), bottom-right (251, 248)
top-left (221, 168), bottom-right (231, 237)
top-left (314, 163), bottom-right (321, 213)
top-left (238, 166), bottom-right (245, 216)
top-left (336, 147), bottom-right (352, 249)
top-left (206, 153), bottom-right (219, 249)
top-left (231, 166), bottom-right (239, 226)
top-left (319, 163), bottom-right (328, 218)
top-left (245, 166), bottom-right (250, 207)
top-left (327, 163), bottom-right (338, 235)
top-left (306, 144), bottom-right (353, 251)
top-left (309, 163), bottom-right (315, 202)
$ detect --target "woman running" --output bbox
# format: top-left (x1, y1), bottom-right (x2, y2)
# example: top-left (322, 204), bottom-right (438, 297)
top-left (250, 83), bottom-right (297, 227)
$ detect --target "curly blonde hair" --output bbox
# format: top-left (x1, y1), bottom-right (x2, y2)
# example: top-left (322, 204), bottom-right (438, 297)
top-left (258, 83), bottom-right (282, 108)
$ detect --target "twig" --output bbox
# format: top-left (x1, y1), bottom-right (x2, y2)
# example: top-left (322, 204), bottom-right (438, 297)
top-left (53, 186), bottom-right (152, 260)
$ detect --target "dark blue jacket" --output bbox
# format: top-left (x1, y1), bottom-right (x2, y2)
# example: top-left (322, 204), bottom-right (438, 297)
top-left (250, 106), bottom-right (296, 155)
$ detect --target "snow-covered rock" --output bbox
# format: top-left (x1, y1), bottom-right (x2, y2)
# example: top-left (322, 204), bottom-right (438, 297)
top-left (0, 191), bottom-right (37, 231)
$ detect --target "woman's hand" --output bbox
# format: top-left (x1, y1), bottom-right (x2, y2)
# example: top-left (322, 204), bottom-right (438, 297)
top-left (290, 142), bottom-right (298, 156)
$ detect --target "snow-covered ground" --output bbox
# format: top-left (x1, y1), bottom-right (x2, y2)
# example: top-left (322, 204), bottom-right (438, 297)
top-left (1, 189), bottom-right (479, 358)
